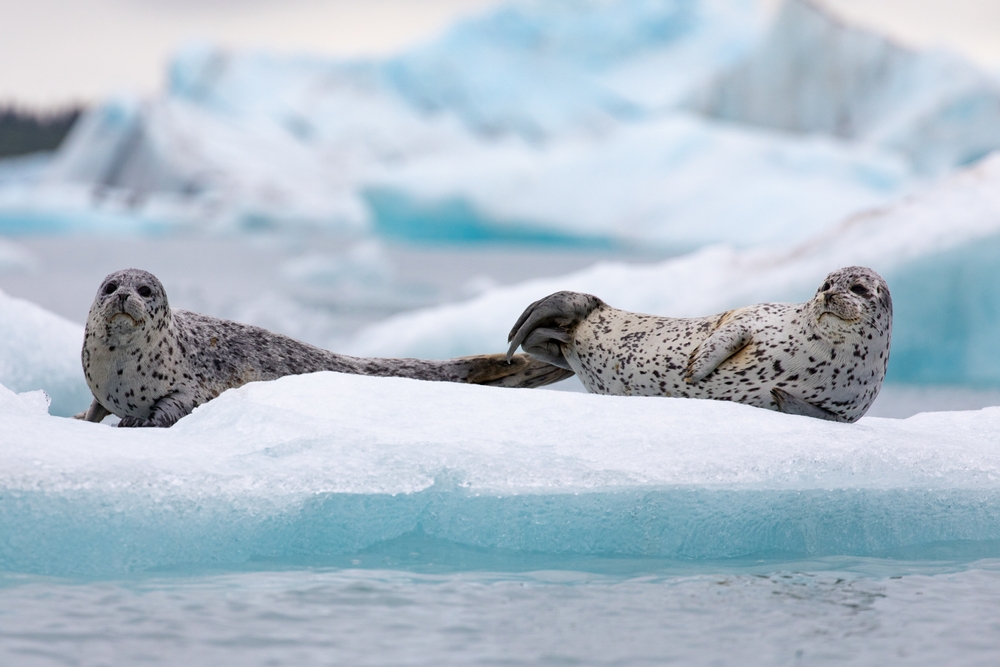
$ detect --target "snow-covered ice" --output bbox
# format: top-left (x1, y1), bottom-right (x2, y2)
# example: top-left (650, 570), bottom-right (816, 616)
top-left (0, 288), bottom-right (89, 417)
top-left (376, 111), bottom-right (911, 248)
top-left (695, 0), bottom-right (1000, 174)
top-left (2, 371), bottom-right (1000, 577)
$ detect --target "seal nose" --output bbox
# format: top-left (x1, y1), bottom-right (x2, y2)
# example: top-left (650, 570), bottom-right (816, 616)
top-left (119, 292), bottom-right (130, 308)
top-left (823, 292), bottom-right (834, 305)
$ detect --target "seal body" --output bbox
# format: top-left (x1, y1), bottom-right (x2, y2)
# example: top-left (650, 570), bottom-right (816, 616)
top-left (81, 269), bottom-right (572, 428)
top-left (506, 267), bottom-right (892, 423)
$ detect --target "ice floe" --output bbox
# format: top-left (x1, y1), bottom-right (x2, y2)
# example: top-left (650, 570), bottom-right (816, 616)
top-left (2, 371), bottom-right (999, 577)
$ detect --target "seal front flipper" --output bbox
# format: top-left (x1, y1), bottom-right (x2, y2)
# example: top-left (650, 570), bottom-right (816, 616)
top-left (770, 388), bottom-right (844, 422)
top-left (685, 323), bottom-right (751, 383)
top-left (77, 398), bottom-right (111, 423)
top-left (506, 291), bottom-right (604, 370)
top-left (118, 390), bottom-right (196, 428)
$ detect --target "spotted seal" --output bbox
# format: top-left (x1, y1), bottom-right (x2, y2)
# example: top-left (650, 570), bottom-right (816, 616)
top-left (505, 266), bottom-right (892, 423)
top-left (79, 268), bottom-right (572, 427)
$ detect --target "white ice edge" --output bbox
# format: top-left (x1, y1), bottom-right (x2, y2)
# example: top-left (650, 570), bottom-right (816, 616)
top-left (4, 372), bottom-right (999, 496)
top-left (3, 372), bottom-right (1000, 575)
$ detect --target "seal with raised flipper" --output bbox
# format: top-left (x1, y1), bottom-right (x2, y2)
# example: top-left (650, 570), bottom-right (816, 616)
top-left (79, 268), bottom-right (573, 427)
top-left (505, 266), bottom-right (892, 423)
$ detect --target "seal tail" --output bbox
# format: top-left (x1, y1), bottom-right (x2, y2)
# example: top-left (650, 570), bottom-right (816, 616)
top-left (771, 388), bottom-right (848, 423)
top-left (340, 352), bottom-right (574, 388)
top-left (506, 291), bottom-right (604, 370)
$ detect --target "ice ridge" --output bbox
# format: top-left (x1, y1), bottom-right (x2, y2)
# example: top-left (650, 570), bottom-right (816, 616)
top-left (694, 0), bottom-right (1000, 173)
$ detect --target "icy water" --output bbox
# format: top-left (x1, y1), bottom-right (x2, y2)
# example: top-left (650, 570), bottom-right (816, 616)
top-left (4, 235), bottom-right (1000, 664)
top-left (3, 560), bottom-right (1000, 666)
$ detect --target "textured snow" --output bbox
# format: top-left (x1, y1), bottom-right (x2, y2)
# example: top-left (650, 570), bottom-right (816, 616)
top-left (694, 0), bottom-right (1000, 174)
top-left (2, 371), bottom-right (1000, 577)
top-left (349, 153), bottom-right (1000, 385)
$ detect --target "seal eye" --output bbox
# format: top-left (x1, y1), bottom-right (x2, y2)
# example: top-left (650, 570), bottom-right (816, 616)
top-left (104, 282), bottom-right (118, 295)
top-left (138, 286), bottom-right (152, 298)
top-left (820, 282), bottom-right (831, 292)
top-left (850, 284), bottom-right (869, 297)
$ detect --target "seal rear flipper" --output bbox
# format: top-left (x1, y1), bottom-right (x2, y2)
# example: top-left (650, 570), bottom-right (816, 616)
top-left (506, 291), bottom-right (603, 368)
top-left (685, 323), bottom-right (751, 383)
top-left (771, 388), bottom-right (845, 422)
top-left (465, 353), bottom-right (575, 388)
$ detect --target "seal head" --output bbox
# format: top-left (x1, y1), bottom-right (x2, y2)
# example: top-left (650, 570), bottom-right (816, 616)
top-left (809, 266), bottom-right (891, 344)
top-left (89, 270), bottom-right (171, 345)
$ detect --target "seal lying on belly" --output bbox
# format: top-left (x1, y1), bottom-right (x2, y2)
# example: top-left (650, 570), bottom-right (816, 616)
top-left (79, 268), bottom-right (573, 427)
top-left (505, 266), bottom-right (892, 423)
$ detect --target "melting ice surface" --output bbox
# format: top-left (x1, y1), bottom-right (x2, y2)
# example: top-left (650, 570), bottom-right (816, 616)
top-left (4, 372), bottom-right (1000, 578)
top-left (3, 372), bottom-right (1000, 665)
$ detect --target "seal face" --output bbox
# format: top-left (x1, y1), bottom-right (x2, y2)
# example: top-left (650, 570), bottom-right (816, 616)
top-left (81, 268), bottom-right (573, 428)
top-left (506, 266), bottom-right (892, 423)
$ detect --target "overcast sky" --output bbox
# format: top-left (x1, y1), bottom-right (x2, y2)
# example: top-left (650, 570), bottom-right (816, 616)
top-left (1, 0), bottom-right (998, 108)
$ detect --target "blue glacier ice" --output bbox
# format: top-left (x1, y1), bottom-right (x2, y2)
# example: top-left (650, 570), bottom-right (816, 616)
top-left (2, 0), bottom-right (979, 248)
top-left (2, 371), bottom-right (1000, 579)
top-left (381, 0), bottom-right (757, 138)
top-left (694, 0), bottom-right (1000, 174)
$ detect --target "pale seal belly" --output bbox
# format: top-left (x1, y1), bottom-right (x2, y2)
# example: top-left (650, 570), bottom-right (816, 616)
top-left (506, 266), bottom-right (892, 423)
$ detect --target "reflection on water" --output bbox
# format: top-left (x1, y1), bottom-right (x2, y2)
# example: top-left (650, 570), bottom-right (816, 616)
top-left (1, 561), bottom-right (999, 667)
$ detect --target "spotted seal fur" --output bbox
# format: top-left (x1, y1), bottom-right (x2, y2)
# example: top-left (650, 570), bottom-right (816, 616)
top-left (506, 266), bottom-right (891, 423)
top-left (79, 268), bottom-right (573, 427)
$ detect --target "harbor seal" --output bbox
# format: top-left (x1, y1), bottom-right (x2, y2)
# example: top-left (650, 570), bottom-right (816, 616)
top-left (80, 268), bottom-right (573, 427)
top-left (505, 266), bottom-right (891, 423)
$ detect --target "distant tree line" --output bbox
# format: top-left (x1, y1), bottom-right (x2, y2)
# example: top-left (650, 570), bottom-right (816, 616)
top-left (0, 106), bottom-right (83, 158)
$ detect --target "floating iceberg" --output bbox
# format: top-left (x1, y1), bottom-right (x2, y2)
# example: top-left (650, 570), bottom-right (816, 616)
top-left (375, 111), bottom-right (911, 249)
top-left (1, 0), bottom-right (973, 248)
top-left (0, 288), bottom-right (89, 417)
top-left (350, 153), bottom-right (1000, 386)
top-left (382, 0), bottom-right (760, 138)
top-left (694, 0), bottom-right (1000, 174)
top-left (2, 371), bottom-right (1000, 578)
